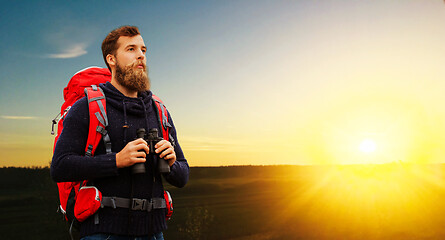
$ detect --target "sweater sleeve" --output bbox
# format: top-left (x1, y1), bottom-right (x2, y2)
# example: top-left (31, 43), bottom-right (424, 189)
top-left (162, 112), bottom-right (189, 188)
top-left (50, 97), bottom-right (119, 182)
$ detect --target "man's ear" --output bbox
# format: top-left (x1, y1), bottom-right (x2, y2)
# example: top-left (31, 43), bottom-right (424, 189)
top-left (106, 54), bottom-right (116, 68)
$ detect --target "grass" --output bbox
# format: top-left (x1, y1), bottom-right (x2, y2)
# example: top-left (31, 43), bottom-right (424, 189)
top-left (2, 164), bottom-right (445, 239)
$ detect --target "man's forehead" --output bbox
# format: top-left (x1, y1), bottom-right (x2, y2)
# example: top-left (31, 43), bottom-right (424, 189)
top-left (117, 35), bottom-right (146, 48)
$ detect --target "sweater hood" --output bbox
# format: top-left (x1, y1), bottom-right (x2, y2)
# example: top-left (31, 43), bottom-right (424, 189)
top-left (99, 81), bottom-right (153, 116)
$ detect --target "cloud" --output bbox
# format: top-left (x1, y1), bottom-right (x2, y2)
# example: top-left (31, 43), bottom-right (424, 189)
top-left (1, 116), bottom-right (39, 120)
top-left (181, 136), bottom-right (252, 152)
top-left (46, 43), bottom-right (88, 59)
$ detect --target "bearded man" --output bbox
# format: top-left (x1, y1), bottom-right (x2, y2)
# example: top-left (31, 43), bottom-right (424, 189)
top-left (51, 26), bottom-right (189, 240)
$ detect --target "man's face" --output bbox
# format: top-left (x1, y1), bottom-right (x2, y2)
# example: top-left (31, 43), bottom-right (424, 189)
top-left (113, 35), bottom-right (150, 92)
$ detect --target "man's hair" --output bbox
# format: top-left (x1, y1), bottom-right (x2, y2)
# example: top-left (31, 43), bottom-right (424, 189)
top-left (102, 26), bottom-right (141, 71)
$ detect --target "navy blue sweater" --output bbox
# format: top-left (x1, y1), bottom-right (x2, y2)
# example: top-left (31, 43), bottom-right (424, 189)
top-left (51, 82), bottom-right (189, 237)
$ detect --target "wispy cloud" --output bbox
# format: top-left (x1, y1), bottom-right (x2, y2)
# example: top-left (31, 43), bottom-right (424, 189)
top-left (1, 116), bottom-right (39, 120)
top-left (181, 136), bottom-right (252, 152)
top-left (46, 43), bottom-right (87, 59)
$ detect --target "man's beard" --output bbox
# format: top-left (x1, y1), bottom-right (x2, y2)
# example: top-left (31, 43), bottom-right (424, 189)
top-left (115, 60), bottom-right (150, 93)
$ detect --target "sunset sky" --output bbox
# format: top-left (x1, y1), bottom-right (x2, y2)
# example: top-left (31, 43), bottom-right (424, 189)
top-left (1, 0), bottom-right (445, 167)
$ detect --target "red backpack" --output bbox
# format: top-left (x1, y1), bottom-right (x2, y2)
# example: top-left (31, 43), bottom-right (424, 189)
top-left (51, 66), bottom-right (174, 227)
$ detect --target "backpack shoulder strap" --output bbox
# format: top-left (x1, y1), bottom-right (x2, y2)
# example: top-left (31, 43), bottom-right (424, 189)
top-left (84, 85), bottom-right (111, 156)
top-left (152, 95), bottom-right (174, 146)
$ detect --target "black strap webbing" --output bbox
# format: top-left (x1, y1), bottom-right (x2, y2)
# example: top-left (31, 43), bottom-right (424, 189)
top-left (101, 196), bottom-right (166, 212)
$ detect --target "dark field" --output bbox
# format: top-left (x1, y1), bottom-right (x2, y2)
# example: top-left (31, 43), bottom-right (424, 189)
top-left (2, 164), bottom-right (445, 239)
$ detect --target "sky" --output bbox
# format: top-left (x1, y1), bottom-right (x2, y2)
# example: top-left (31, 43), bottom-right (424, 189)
top-left (1, 0), bottom-right (445, 167)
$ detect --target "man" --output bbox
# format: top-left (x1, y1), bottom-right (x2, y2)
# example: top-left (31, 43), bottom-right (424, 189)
top-left (51, 26), bottom-right (189, 240)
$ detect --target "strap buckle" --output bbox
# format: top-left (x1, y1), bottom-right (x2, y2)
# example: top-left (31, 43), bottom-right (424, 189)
top-left (131, 198), bottom-right (147, 211)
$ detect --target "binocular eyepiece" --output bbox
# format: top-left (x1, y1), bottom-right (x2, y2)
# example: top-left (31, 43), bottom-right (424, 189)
top-left (131, 128), bottom-right (171, 175)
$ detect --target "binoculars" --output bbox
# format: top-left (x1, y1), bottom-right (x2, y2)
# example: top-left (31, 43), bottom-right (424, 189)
top-left (132, 128), bottom-right (171, 174)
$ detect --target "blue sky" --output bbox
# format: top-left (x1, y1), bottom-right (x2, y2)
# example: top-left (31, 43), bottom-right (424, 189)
top-left (2, 1), bottom-right (445, 167)
top-left (2, 0), bottom-right (302, 166)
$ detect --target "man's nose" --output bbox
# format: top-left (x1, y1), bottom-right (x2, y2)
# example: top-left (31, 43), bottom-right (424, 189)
top-left (137, 49), bottom-right (145, 60)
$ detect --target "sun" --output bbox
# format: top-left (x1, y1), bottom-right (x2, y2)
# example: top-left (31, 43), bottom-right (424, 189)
top-left (359, 139), bottom-right (377, 153)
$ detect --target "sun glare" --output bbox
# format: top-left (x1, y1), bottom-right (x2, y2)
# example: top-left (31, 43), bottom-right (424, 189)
top-left (359, 139), bottom-right (376, 153)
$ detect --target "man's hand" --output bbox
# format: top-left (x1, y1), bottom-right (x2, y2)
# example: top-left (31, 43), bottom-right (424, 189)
top-left (155, 140), bottom-right (176, 167)
top-left (116, 138), bottom-right (149, 168)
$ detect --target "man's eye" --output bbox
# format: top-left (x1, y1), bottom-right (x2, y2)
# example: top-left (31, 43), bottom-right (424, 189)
top-left (128, 48), bottom-right (134, 51)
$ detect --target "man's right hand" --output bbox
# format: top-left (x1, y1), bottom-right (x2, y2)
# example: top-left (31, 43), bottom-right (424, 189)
top-left (116, 138), bottom-right (149, 168)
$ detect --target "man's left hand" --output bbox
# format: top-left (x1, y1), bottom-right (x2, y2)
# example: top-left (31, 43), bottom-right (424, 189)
top-left (155, 140), bottom-right (176, 167)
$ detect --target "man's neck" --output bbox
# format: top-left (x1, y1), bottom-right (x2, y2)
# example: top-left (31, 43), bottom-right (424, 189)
top-left (110, 77), bottom-right (138, 98)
